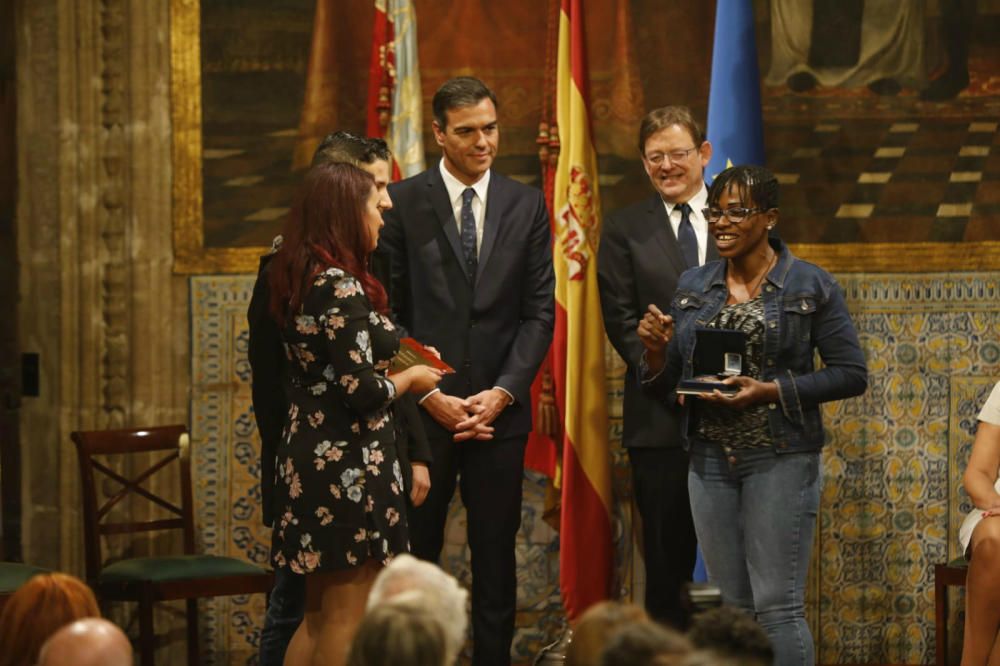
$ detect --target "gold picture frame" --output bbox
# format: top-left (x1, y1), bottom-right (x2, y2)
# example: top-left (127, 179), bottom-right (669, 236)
top-left (170, 0), bottom-right (1000, 274)
top-left (171, 0), bottom-right (263, 274)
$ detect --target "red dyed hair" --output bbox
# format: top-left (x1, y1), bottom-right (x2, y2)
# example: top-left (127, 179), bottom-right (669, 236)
top-left (269, 162), bottom-right (388, 326)
top-left (0, 572), bottom-right (101, 666)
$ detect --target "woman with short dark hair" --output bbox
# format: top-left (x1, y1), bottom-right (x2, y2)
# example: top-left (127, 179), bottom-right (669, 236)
top-left (639, 164), bottom-right (867, 666)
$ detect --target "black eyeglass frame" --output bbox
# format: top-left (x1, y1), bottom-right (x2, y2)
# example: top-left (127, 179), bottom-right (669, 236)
top-left (701, 206), bottom-right (771, 225)
top-left (644, 146), bottom-right (699, 166)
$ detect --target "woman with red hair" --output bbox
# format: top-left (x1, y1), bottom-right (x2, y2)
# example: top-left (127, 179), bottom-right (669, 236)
top-left (0, 572), bottom-right (101, 666)
top-left (268, 162), bottom-right (442, 666)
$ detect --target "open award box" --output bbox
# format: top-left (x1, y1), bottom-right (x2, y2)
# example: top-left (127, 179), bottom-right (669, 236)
top-left (675, 328), bottom-right (747, 396)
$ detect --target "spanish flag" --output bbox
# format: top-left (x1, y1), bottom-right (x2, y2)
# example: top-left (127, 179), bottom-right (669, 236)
top-left (553, 0), bottom-right (613, 621)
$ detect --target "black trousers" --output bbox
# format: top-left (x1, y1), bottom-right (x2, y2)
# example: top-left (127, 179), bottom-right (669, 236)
top-left (408, 432), bottom-right (527, 666)
top-left (628, 446), bottom-right (698, 629)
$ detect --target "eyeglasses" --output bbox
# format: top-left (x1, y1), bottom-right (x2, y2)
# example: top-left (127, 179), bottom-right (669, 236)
top-left (644, 147), bottom-right (698, 166)
top-left (701, 207), bottom-right (768, 225)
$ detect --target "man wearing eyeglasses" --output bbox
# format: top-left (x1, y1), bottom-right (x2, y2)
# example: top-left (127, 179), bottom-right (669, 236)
top-left (597, 105), bottom-right (716, 628)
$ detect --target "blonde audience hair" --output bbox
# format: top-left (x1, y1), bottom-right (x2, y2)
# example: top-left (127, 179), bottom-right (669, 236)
top-left (0, 572), bottom-right (101, 666)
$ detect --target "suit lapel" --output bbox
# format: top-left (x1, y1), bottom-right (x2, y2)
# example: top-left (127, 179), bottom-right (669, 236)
top-left (648, 195), bottom-right (688, 276)
top-left (475, 173), bottom-right (500, 285)
top-left (425, 168), bottom-right (467, 278)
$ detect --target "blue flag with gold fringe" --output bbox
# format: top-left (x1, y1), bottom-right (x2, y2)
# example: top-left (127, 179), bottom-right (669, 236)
top-left (706, 0), bottom-right (765, 181)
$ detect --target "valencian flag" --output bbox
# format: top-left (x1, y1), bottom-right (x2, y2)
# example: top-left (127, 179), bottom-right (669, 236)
top-left (552, 0), bottom-right (614, 620)
top-left (706, 0), bottom-right (766, 181)
top-left (366, 0), bottom-right (425, 179)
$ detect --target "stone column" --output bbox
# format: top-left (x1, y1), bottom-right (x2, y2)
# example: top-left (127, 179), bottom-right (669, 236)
top-left (16, 0), bottom-right (188, 577)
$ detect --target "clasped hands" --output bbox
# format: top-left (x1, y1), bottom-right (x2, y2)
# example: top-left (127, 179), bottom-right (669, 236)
top-left (637, 304), bottom-right (777, 408)
top-left (422, 389), bottom-right (509, 441)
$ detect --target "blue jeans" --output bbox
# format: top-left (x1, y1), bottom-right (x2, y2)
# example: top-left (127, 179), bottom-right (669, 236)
top-left (688, 444), bottom-right (820, 666)
top-left (259, 567), bottom-right (305, 666)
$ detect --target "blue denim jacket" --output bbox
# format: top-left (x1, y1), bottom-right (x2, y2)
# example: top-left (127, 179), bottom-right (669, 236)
top-left (644, 238), bottom-right (867, 453)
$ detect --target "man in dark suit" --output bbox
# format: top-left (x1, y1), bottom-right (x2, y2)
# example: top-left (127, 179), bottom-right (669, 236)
top-left (248, 132), bottom-right (431, 666)
top-left (597, 106), bottom-right (717, 629)
top-left (379, 77), bottom-right (555, 666)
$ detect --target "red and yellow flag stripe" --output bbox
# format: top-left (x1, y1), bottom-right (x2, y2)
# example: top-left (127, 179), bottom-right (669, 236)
top-left (553, 0), bottom-right (613, 621)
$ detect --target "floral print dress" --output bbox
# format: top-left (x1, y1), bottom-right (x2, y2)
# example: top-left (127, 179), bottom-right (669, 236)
top-left (272, 267), bottom-right (408, 574)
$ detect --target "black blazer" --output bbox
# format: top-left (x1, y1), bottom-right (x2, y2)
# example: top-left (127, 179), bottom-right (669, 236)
top-left (247, 252), bottom-right (432, 527)
top-left (379, 167), bottom-right (555, 440)
top-left (597, 193), bottom-right (719, 449)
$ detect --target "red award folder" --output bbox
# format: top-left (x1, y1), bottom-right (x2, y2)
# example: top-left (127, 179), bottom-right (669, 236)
top-left (390, 337), bottom-right (455, 374)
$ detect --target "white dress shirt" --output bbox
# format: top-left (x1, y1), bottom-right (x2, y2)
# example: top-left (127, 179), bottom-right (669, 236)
top-left (439, 159), bottom-right (490, 253)
top-left (662, 184), bottom-right (710, 266)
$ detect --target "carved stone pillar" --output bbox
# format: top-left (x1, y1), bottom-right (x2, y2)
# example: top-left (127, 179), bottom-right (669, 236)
top-left (16, 0), bottom-right (188, 574)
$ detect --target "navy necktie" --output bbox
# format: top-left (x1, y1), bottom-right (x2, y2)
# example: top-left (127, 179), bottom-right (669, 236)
top-left (460, 187), bottom-right (478, 279)
top-left (677, 202), bottom-right (699, 268)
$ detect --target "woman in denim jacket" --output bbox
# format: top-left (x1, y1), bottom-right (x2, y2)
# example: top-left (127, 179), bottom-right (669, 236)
top-left (639, 165), bottom-right (867, 666)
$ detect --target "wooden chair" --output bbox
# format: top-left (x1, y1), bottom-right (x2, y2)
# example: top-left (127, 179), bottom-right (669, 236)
top-left (935, 556), bottom-right (969, 666)
top-left (0, 561), bottom-right (50, 615)
top-left (71, 425), bottom-right (273, 666)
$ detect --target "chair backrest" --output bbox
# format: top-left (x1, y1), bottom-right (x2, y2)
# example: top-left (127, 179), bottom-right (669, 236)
top-left (70, 425), bottom-right (195, 584)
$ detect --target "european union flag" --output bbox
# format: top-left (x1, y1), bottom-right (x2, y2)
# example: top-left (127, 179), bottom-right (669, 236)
top-left (693, 1), bottom-right (767, 585)
top-left (706, 0), bottom-right (765, 181)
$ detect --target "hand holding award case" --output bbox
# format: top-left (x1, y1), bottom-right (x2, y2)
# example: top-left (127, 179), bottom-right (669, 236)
top-left (676, 328), bottom-right (746, 396)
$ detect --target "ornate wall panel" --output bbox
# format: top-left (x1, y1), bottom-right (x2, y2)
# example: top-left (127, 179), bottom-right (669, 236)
top-left (817, 274), bottom-right (1000, 665)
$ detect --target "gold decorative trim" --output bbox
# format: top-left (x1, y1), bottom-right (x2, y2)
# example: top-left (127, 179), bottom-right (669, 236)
top-left (171, 0), bottom-right (262, 274)
top-left (791, 241), bottom-right (1000, 272)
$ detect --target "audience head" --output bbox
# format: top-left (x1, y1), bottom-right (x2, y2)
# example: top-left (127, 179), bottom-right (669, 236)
top-left (567, 601), bottom-right (650, 666)
top-left (347, 591), bottom-right (448, 666)
top-left (269, 161), bottom-right (388, 324)
top-left (599, 620), bottom-right (692, 666)
top-left (37, 618), bottom-right (132, 666)
top-left (0, 572), bottom-right (101, 666)
top-left (681, 649), bottom-right (764, 666)
top-left (367, 554), bottom-right (468, 664)
top-left (686, 606), bottom-right (773, 666)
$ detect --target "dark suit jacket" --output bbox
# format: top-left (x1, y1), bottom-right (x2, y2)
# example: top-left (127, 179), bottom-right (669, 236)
top-left (247, 252), bottom-right (432, 527)
top-left (597, 193), bottom-right (719, 449)
top-left (379, 167), bottom-right (555, 440)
